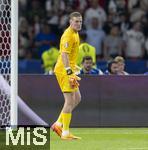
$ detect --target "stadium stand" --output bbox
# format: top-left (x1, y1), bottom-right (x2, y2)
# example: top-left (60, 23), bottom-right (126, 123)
top-left (18, 0), bottom-right (148, 74)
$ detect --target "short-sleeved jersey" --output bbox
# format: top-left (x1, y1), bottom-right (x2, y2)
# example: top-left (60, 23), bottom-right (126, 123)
top-left (54, 26), bottom-right (80, 75)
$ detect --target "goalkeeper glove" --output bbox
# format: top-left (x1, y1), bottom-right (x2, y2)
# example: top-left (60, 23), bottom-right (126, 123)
top-left (74, 65), bottom-right (81, 75)
top-left (66, 67), bottom-right (81, 88)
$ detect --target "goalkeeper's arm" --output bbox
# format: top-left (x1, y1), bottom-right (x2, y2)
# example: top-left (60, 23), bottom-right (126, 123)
top-left (62, 52), bottom-right (71, 69)
top-left (62, 52), bottom-right (81, 88)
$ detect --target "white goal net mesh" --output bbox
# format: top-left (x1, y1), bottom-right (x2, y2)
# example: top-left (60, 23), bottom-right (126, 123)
top-left (0, 0), bottom-right (48, 127)
top-left (0, 0), bottom-right (11, 127)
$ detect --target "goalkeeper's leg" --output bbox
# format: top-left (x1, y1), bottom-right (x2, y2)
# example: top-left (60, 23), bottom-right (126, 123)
top-left (61, 92), bottom-right (81, 140)
top-left (52, 73), bottom-right (81, 139)
top-left (72, 89), bottom-right (81, 110)
top-left (51, 92), bottom-right (74, 138)
top-left (52, 91), bottom-right (81, 139)
top-left (61, 92), bottom-right (74, 136)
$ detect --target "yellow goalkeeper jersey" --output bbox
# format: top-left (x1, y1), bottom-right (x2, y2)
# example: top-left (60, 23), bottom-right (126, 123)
top-left (54, 26), bottom-right (80, 75)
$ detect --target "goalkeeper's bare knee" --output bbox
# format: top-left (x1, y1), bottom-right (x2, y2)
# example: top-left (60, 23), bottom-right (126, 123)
top-left (63, 100), bottom-right (74, 113)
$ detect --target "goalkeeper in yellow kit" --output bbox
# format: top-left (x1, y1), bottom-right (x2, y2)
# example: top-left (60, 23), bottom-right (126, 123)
top-left (51, 12), bottom-right (82, 140)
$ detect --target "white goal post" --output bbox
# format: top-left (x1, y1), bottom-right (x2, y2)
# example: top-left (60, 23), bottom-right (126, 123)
top-left (10, 0), bottom-right (18, 127)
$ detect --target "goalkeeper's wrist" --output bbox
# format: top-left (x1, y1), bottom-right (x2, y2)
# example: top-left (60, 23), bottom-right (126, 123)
top-left (65, 67), bottom-right (73, 75)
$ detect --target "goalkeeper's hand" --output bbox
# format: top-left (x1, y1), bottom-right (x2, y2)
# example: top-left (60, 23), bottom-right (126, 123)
top-left (74, 65), bottom-right (81, 75)
top-left (66, 67), bottom-right (81, 88)
top-left (69, 74), bottom-right (81, 88)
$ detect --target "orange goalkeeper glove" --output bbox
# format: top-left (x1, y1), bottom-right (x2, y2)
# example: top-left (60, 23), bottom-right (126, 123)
top-left (69, 74), bottom-right (81, 88)
top-left (66, 67), bottom-right (81, 88)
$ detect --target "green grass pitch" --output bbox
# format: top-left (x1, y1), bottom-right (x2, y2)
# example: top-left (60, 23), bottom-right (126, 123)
top-left (50, 128), bottom-right (148, 150)
top-left (0, 128), bottom-right (148, 150)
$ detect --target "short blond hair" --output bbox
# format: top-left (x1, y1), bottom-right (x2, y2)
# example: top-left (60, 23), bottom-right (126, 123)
top-left (114, 56), bottom-right (125, 63)
top-left (69, 12), bottom-right (82, 20)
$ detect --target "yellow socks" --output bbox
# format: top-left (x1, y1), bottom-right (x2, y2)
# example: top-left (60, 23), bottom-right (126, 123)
top-left (56, 112), bottom-right (72, 136)
top-left (62, 113), bottom-right (72, 135)
top-left (56, 112), bottom-right (63, 126)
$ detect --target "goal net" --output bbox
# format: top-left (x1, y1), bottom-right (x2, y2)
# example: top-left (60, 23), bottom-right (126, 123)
top-left (0, 0), bottom-right (11, 127)
top-left (0, 0), bottom-right (48, 128)
top-left (0, 0), bottom-right (17, 127)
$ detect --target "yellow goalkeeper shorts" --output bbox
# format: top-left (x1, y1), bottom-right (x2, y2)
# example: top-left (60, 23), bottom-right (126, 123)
top-left (55, 73), bottom-right (79, 93)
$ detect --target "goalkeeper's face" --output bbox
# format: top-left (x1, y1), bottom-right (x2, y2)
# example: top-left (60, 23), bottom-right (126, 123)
top-left (70, 16), bottom-right (82, 31)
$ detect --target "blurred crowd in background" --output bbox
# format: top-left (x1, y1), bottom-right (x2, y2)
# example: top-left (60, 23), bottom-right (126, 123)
top-left (18, 0), bottom-right (148, 74)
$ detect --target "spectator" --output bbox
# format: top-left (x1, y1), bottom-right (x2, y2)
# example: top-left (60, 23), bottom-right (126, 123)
top-left (86, 17), bottom-right (106, 60)
top-left (103, 14), bottom-right (114, 34)
top-left (128, 0), bottom-right (148, 13)
top-left (34, 23), bottom-right (57, 58)
top-left (123, 21), bottom-right (145, 59)
top-left (59, 11), bottom-right (69, 31)
top-left (141, 14), bottom-right (148, 37)
top-left (114, 56), bottom-right (129, 75)
top-left (108, 7), bottom-right (120, 25)
top-left (27, 0), bottom-right (45, 24)
top-left (84, 0), bottom-right (107, 29)
top-left (18, 17), bottom-right (31, 59)
top-left (140, 0), bottom-right (148, 12)
top-left (116, 0), bottom-right (127, 12)
top-left (46, 1), bottom-right (66, 32)
top-left (68, 0), bottom-right (88, 13)
top-left (128, 0), bottom-right (146, 23)
top-left (108, 0), bottom-right (117, 13)
top-left (19, 0), bottom-right (28, 16)
top-left (41, 43), bottom-right (59, 75)
top-left (17, 0), bottom-right (148, 66)
top-left (119, 12), bottom-right (131, 35)
top-left (104, 24), bottom-right (123, 59)
top-left (32, 15), bottom-right (41, 36)
top-left (80, 56), bottom-right (103, 75)
top-left (128, 0), bottom-right (139, 12)
top-left (45, 0), bottom-right (65, 13)
top-left (105, 60), bottom-right (119, 75)
top-left (77, 31), bottom-right (96, 67)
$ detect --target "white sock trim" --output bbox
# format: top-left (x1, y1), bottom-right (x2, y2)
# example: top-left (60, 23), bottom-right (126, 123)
top-left (62, 130), bottom-right (69, 136)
